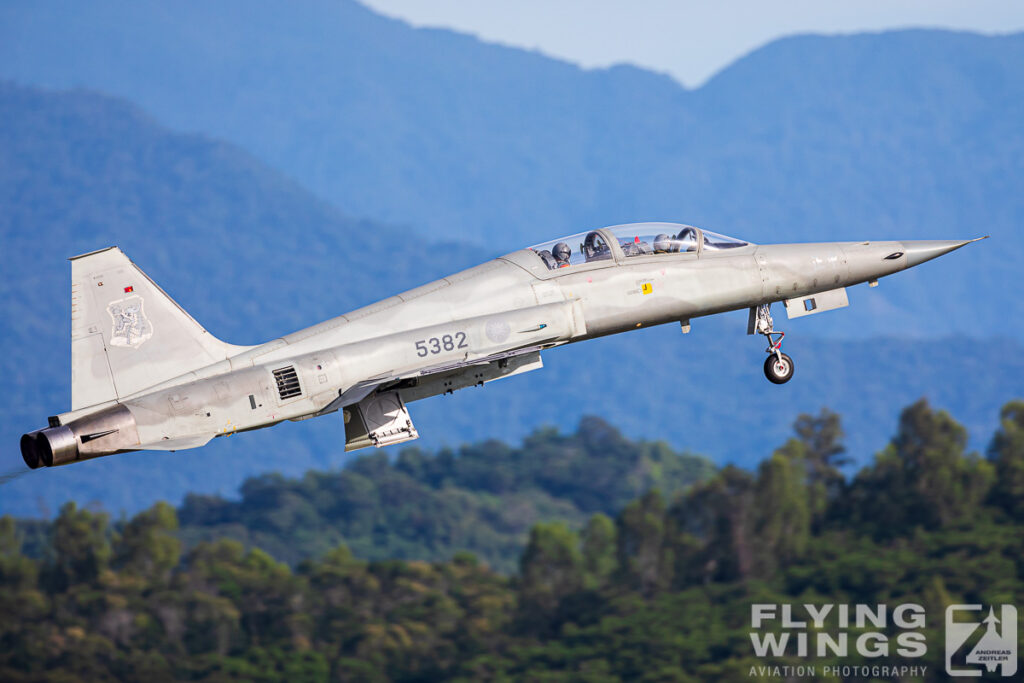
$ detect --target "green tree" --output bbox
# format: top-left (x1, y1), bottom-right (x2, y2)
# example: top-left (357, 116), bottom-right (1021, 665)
top-left (616, 490), bottom-right (673, 595)
top-left (751, 450), bottom-right (811, 576)
top-left (0, 515), bottom-right (44, 654)
top-left (845, 399), bottom-right (994, 536)
top-left (517, 522), bottom-right (583, 631)
top-left (794, 408), bottom-right (848, 523)
top-left (48, 502), bottom-right (112, 589)
top-left (669, 466), bottom-right (756, 584)
top-left (115, 501), bottom-right (181, 577)
top-left (580, 513), bottom-right (617, 588)
top-left (0, 515), bottom-right (37, 590)
top-left (794, 408), bottom-right (849, 479)
top-left (989, 399), bottom-right (1024, 519)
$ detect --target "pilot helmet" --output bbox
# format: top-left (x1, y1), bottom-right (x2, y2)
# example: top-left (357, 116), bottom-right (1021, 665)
top-left (553, 242), bottom-right (571, 262)
top-left (654, 234), bottom-right (671, 253)
top-left (537, 249), bottom-right (557, 269)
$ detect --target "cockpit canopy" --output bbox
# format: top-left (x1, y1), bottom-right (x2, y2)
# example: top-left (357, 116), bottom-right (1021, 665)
top-left (528, 222), bottom-right (749, 271)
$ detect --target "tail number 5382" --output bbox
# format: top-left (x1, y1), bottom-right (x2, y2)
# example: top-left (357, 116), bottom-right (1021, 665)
top-left (415, 332), bottom-right (468, 357)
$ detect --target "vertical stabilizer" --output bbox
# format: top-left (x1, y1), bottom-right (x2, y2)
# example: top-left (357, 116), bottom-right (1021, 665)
top-left (70, 247), bottom-right (250, 410)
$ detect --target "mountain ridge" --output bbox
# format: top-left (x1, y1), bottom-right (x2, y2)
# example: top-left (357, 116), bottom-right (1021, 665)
top-left (0, 4), bottom-right (1018, 337)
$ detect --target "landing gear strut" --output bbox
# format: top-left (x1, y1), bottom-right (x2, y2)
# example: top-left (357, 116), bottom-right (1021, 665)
top-left (752, 304), bottom-right (794, 384)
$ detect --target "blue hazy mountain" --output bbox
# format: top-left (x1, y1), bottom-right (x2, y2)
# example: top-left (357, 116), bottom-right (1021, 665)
top-left (0, 82), bottom-right (1021, 517)
top-left (0, 82), bottom-right (481, 515)
top-left (1, 1), bottom-right (1021, 338)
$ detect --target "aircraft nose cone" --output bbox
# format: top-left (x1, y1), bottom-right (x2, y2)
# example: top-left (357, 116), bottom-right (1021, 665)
top-left (900, 238), bottom-right (987, 268)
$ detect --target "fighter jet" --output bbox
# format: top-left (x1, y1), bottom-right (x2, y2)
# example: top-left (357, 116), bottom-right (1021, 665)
top-left (21, 223), bottom-right (984, 469)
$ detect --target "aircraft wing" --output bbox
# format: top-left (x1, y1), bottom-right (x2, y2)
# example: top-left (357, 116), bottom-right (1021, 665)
top-left (403, 343), bottom-right (548, 378)
top-left (316, 343), bottom-right (551, 418)
top-left (307, 298), bottom-right (587, 451)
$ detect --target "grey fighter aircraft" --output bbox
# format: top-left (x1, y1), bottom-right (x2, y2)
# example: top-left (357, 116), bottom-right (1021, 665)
top-left (21, 223), bottom-right (984, 469)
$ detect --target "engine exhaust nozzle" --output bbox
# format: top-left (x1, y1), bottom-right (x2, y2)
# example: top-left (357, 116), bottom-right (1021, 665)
top-left (20, 431), bottom-right (42, 469)
top-left (20, 425), bottom-right (77, 469)
top-left (20, 404), bottom-right (139, 469)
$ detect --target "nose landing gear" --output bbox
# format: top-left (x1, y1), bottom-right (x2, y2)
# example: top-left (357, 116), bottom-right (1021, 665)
top-left (752, 304), bottom-right (794, 384)
top-left (764, 351), bottom-right (794, 384)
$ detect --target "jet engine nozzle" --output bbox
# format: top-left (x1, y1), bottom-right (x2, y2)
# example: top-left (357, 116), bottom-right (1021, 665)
top-left (20, 404), bottom-right (140, 469)
top-left (21, 425), bottom-right (77, 468)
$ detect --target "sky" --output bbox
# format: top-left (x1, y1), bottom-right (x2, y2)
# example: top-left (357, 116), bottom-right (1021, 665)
top-left (361, 0), bottom-right (1024, 87)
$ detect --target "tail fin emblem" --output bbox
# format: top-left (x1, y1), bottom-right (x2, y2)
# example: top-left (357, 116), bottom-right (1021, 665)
top-left (107, 296), bottom-right (154, 348)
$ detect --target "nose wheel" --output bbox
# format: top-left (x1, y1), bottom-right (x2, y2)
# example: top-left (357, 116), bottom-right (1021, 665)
top-left (764, 352), bottom-right (794, 384)
top-left (753, 304), bottom-right (794, 384)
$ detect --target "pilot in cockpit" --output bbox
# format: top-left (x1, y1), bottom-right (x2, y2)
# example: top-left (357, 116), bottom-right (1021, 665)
top-left (553, 242), bottom-right (572, 268)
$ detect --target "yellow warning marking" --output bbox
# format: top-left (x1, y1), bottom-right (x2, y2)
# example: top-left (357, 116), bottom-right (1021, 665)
top-left (641, 283), bottom-right (653, 295)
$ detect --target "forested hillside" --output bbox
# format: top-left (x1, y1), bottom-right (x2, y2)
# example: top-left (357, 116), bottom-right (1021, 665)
top-left (175, 417), bottom-right (714, 572)
top-left (2, 400), bottom-right (1021, 681)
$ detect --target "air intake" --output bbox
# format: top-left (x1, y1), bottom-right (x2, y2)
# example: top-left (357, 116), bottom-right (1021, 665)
top-left (273, 366), bottom-right (302, 399)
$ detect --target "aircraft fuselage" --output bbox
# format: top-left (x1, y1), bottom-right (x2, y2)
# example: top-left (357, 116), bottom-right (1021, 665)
top-left (21, 225), bottom-right (982, 469)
